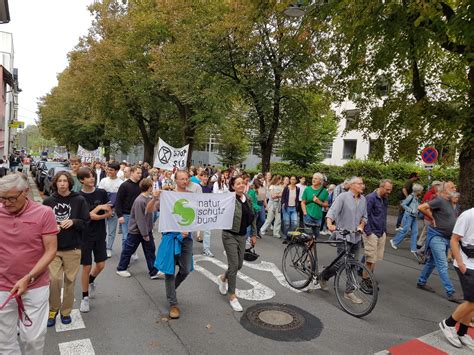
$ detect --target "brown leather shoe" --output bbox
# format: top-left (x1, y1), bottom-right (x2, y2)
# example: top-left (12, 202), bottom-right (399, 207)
top-left (169, 306), bottom-right (180, 319)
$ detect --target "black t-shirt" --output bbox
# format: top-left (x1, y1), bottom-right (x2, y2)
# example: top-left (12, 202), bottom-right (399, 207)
top-left (80, 188), bottom-right (108, 241)
top-left (238, 196), bottom-right (254, 235)
top-left (399, 179), bottom-right (414, 200)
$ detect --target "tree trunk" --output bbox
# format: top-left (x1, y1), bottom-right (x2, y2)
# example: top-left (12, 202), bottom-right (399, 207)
top-left (143, 140), bottom-right (155, 166)
top-left (261, 143), bottom-right (272, 173)
top-left (459, 65), bottom-right (474, 211)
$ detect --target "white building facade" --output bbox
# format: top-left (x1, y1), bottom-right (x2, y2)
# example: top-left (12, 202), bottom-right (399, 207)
top-left (0, 31), bottom-right (16, 159)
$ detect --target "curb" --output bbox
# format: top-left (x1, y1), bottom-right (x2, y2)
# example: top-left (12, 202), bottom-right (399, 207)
top-left (28, 176), bottom-right (43, 203)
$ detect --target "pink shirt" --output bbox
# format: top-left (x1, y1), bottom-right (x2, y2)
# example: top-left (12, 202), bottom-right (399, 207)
top-left (0, 200), bottom-right (58, 291)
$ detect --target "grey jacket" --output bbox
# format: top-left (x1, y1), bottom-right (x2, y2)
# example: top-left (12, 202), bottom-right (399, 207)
top-left (228, 193), bottom-right (257, 236)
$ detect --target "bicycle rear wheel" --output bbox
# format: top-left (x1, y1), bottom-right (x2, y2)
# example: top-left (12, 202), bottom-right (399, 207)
top-left (334, 259), bottom-right (378, 317)
top-left (282, 243), bottom-right (314, 289)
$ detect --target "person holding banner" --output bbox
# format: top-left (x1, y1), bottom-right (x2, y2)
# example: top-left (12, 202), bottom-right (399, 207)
top-left (155, 170), bottom-right (194, 320)
top-left (217, 176), bottom-right (257, 312)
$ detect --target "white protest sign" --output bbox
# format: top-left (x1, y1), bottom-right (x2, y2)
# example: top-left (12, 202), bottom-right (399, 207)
top-left (158, 191), bottom-right (236, 232)
top-left (53, 150), bottom-right (68, 160)
top-left (77, 145), bottom-right (105, 163)
top-left (153, 138), bottom-right (189, 170)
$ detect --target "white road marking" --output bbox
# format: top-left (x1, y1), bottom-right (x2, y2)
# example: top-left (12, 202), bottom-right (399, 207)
top-left (55, 309), bottom-right (85, 333)
top-left (242, 259), bottom-right (308, 293)
top-left (58, 338), bottom-right (95, 355)
top-left (194, 255), bottom-right (276, 301)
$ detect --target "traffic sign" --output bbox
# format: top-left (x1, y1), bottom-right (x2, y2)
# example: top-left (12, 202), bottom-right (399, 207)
top-left (8, 121), bottom-right (25, 129)
top-left (424, 164), bottom-right (434, 170)
top-left (421, 146), bottom-right (438, 164)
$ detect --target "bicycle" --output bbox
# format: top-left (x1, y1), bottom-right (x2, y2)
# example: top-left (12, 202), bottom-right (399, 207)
top-left (282, 228), bottom-right (378, 318)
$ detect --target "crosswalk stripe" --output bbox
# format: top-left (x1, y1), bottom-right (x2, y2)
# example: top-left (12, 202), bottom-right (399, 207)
top-left (58, 338), bottom-right (95, 355)
top-left (55, 309), bottom-right (86, 333)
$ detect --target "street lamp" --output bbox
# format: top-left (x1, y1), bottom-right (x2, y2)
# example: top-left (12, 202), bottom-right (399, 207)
top-left (284, 4), bottom-right (305, 17)
top-left (284, 1), bottom-right (308, 18)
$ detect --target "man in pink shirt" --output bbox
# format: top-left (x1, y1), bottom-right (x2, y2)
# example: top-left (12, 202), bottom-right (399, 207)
top-left (0, 173), bottom-right (58, 355)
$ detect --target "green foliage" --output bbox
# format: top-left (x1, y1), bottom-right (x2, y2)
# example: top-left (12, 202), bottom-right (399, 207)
top-left (279, 91), bottom-right (337, 168)
top-left (217, 119), bottom-right (250, 167)
top-left (250, 160), bottom-right (459, 206)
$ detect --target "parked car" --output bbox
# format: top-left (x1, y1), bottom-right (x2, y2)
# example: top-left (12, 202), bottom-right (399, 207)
top-left (31, 160), bottom-right (43, 178)
top-left (43, 166), bottom-right (71, 195)
top-left (36, 161), bottom-right (68, 191)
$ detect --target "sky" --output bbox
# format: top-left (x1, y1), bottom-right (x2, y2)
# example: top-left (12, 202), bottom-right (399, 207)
top-left (2, 0), bottom-right (95, 127)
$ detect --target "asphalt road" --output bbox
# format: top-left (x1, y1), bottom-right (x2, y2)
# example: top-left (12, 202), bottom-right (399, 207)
top-left (42, 228), bottom-right (462, 355)
top-left (28, 179), bottom-right (461, 354)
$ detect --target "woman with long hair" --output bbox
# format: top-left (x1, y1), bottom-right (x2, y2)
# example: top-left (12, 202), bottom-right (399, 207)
top-left (260, 175), bottom-right (283, 238)
top-left (217, 176), bottom-right (257, 312)
top-left (281, 176), bottom-right (300, 241)
top-left (213, 170), bottom-right (229, 193)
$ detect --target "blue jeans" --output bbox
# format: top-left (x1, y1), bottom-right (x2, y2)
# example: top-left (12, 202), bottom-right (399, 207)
top-left (282, 206), bottom-right (298, 237)
top-left (303, 214), bottom-right (321, 239)
top-left (417, 228), bottom-right (455, 296)
top-left (392, 212), bottom-right (418, 252)
top-left (203, 230), bottom-right (211, 251)
top-left (117, 232), bottom-right (158, 276)
top-left (257, 202), bottom-right (265, 232)
top-left (120, 214), bottom-right (130, 250)
top-left (106, 213), bottom-right (118, 251)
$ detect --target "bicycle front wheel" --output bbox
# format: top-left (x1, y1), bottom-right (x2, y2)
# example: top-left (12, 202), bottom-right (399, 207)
top-left (282, 243), bottom-right (314, 290)
top-left (334, 259), bottom-right (378, 317)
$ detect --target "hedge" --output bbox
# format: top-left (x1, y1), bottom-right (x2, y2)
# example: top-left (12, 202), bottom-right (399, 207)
top-left (246, 160), bottom-right (459, 206)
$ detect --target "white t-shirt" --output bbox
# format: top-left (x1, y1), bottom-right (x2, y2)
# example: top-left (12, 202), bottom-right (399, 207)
top-left (117, 170), bottom-right (125, 180)
top-left (453, 208), bottom-right (474, 270)
top-left (296, 183), bottom-right (306, 200)
top-left (213, 181), bottom-right (229, 193)
top-left (98, 177), bottom-right (123, 193)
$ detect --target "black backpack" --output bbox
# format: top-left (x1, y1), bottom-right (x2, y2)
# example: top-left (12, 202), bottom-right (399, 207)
top-left (0, 167), bottom-right (7, 177)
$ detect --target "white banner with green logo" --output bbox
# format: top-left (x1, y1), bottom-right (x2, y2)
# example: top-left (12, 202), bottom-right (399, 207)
top-left (158, 191), bottom-right (236, 232)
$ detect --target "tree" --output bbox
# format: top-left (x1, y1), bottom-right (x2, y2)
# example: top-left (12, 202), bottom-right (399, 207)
top-left (279, 90), bottom-right (337, 168)
top-left (14, 125), bottom-right (56, 154)
top-left (157, 1), bottom-right (325, 172)
top-left (217, 118), bottom-right (250, 167)
top-left (315, 0), bottom-right (472, 209)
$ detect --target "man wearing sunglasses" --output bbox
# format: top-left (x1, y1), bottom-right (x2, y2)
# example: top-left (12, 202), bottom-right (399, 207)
top-left (0, 173), bottom-right (58, 354)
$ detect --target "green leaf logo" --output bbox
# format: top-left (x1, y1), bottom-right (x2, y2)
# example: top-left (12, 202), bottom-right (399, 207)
top-left (172, 198), bottom-right (195, 226)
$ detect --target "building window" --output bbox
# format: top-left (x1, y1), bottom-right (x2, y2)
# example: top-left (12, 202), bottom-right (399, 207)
top-left (344, 109), bottom-right (360, 131)
top-left (323, 143), bottom-right (333, 159)
top-left (343, 139), bottom-right (357, 160)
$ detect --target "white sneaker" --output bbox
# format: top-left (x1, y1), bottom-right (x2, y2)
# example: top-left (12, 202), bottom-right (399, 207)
top-left (229, 298), bottom-right (243, 312)
top-left (202, 249), bottom-right (214, 257)
top-left (80, 297), bottom-right (90, 313)
top-left (344, 292), bottom-right (363, 304)
top-left (116, 270), bottom-right (131, 278)
top-left (459, 334), bottom-right (474, 350)
top-left (106, 250), bottom-right (112, 258)
top-left (217, 274), bottom-right (228, 295)
top-left (150, 271), bottom-right (165, 280)
top-left (88, 282), bottom-right (96, 299)
top-left (131, 253), bottom-right (139, 261)
top-left (390, 239), bottom-right (398, 250)
top-left (439, 320), bottom-right (462, 348)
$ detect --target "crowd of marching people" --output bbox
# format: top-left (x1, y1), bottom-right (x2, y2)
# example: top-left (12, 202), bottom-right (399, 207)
top-left (0, 156), bottom-right (473, 353)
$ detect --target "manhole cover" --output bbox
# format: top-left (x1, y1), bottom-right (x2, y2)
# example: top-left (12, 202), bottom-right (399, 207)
top-left (240, 303), bottom-right (323, 341)
top-left (258, 310), bottom-right (294, 326)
